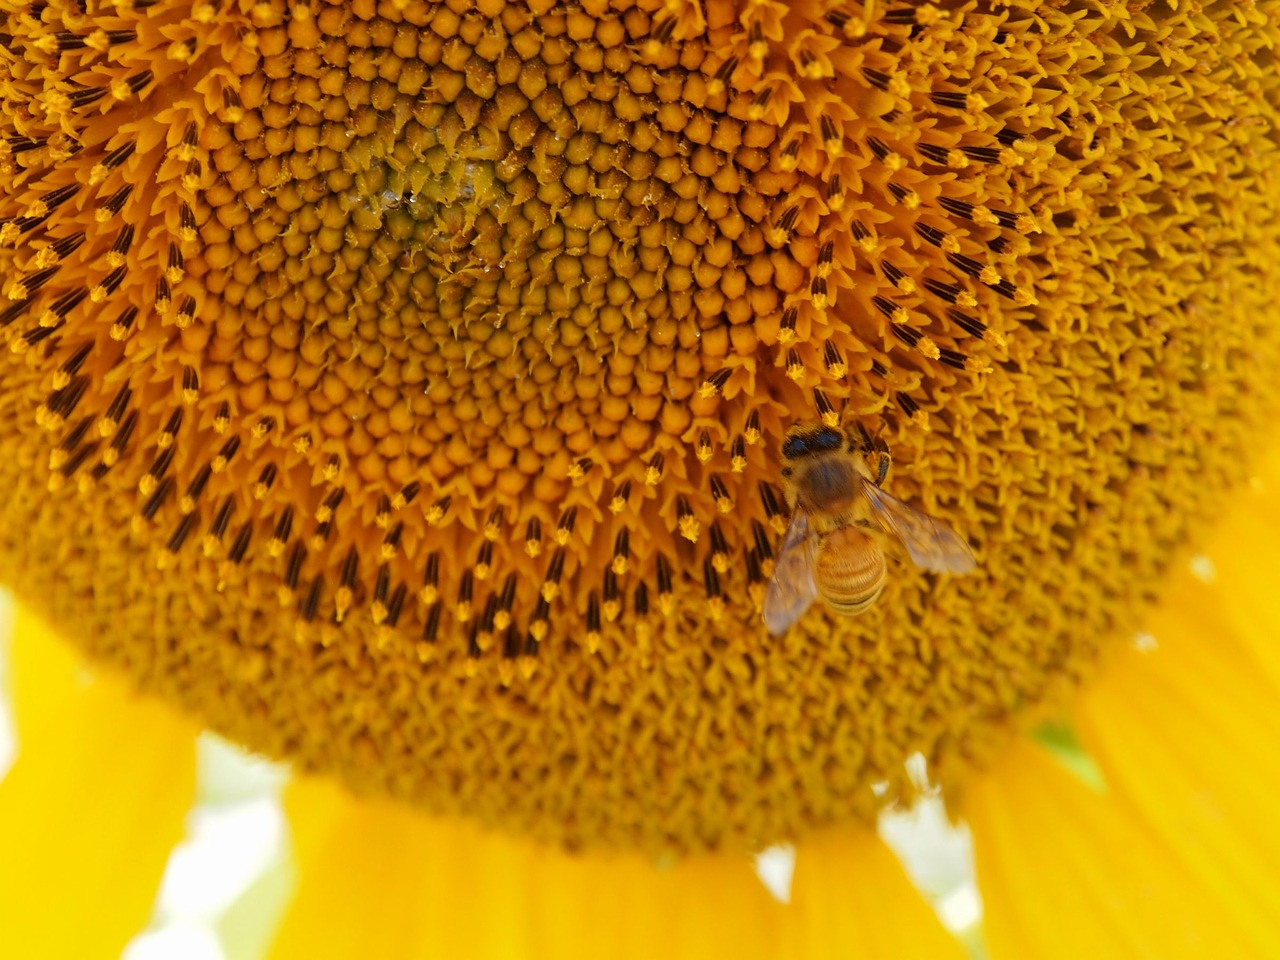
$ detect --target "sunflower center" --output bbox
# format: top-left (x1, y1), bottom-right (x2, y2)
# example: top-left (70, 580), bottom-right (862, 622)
top-left (3, 0), bottom-right (1280, 853)
top-left (196, 1), bottom-right (795, 513)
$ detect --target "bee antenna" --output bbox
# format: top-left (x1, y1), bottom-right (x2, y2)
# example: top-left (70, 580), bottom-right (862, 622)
top-left (849, 420), bottom-right (892, 485)
top-left (851, 420), bottom-right (874, 452)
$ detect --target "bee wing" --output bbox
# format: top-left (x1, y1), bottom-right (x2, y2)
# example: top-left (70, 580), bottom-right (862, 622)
top-left (861, 481), bottom-right (977, 574)
top-left (763, 508), bottom-right (820, 636)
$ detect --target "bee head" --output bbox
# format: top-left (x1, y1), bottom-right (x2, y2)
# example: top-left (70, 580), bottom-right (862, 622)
top-left (780, 424), bottom-right (845, 461)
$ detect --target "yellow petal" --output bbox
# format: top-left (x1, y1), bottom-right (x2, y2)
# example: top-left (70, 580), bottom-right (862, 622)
top-left (1075, 562), bottom-right (1280, 949)
top-left (0, 607), bottom-right (197, 958)
top-left (968, 739), bottom-right (1268, 960)
top-left (271, 778), bottom-right (963, 960)
top-left (784, 828), bottom-right (970, 959)
top-left (6, 597), bottom-right (85, 733)
top-left (1186, 442), bottom-right (1280, 693)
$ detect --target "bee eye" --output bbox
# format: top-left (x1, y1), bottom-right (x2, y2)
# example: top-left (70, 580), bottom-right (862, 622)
top-left (781, 436), bottom-right (809, 459)
top-left (814, 427), bottom-right (843, 450)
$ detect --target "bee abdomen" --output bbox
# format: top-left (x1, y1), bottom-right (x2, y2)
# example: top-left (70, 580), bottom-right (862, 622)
top-left (815, 527), bottom-right (886, 616)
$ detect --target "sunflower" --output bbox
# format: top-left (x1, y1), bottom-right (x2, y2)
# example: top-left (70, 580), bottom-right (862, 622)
top-left (2, 0), bottom-right (1280, 954)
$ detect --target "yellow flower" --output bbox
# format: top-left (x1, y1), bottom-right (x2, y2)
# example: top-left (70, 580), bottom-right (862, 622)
top-left (3, 0), bottom-right (1280, 954)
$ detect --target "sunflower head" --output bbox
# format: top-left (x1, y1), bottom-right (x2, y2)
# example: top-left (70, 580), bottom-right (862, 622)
top-left (2, 0), bottom-right (1279, 852)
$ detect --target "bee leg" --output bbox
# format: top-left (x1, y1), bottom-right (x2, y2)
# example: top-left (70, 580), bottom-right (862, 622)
top-left (870, 440), bottom-right (891, 486)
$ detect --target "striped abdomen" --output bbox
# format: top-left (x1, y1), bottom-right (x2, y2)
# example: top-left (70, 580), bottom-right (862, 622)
top-left (815, 525), bottom-right (886, 616)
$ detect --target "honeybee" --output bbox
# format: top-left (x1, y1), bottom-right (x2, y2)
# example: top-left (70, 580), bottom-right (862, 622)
top-left (763, 422), bottom-right (977, 635)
